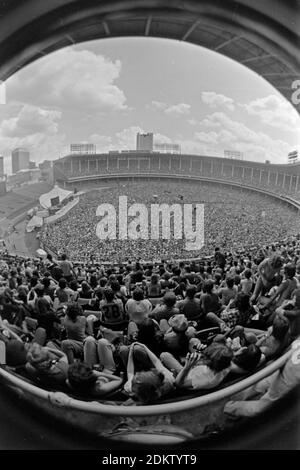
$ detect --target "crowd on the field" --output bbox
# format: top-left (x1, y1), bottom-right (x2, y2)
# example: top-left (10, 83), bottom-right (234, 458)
top-left (39, 181), bottom-right (300, 263)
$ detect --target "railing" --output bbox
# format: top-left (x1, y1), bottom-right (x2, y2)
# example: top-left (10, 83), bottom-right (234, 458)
top-left (0, 345), bottom-right (293, 416)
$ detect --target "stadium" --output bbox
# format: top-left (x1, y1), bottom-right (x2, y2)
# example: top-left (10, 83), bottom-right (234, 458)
top-left (35, 151), bottom-right (300, 264)
top-left (0, 0), bottom-right (300, 451)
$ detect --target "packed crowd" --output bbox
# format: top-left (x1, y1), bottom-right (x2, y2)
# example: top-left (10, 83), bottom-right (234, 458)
top-left (40, 181), bottom-right (300, 263)
top-left (0, 238), bottom-right (300, 408)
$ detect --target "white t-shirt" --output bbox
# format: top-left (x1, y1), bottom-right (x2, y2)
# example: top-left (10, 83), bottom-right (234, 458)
top-left (188, 365), bottom-right (231, 390)
top-left (266, 339), bottom-right (300, 401)
top-left (126, 299), bottom-right (152, 324)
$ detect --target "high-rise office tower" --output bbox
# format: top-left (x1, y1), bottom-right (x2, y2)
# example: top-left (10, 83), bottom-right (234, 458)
top-left (136, 133), bottom-right (153, 151)
top-left (11, 148), bottom-right (30, 173)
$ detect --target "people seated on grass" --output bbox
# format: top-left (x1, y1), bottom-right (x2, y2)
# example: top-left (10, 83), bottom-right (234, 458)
top-left (275, 287), bottom-right (300, 340)
top-left (161, 342), bottom-right (233, 391)
top-left (110, 280), bottom-right (127, 307)
top-left (240, 268), bottom-right (254, 295)
top-left (41, 276), bottom-right (56, 302)
top-left (146, 274), bottom-right (162, 298)
top-left (255, 314), bottom-right (290, 360)
top-left (230, 344), bottom-right (264, 375)
top-left (78, 281), bottom-right (94, 300)
top-left (61, 302), bottom-right (93, 364)
top-left (1, 231), bottom-right (300, 406)
top-left (224, 338), bottom-right (300, 418)
top-left (54, 277), bottom-right (76, 309)
top-left (123, 342), bottom-right (175, 404)
top-left (33, 286), bottom-right (61, 344)
top-left (250, 254), bottom-right (284, 305)
top-left (58, 253), bottom-right (74, 283)
top-left (67, 361), bottom-right (123, 398)
top-left (150, 292), bottom-right (180, 331)
top-left (175, 286), bottom-right (203, 322)
top-left (218, 276), bottom-right (238, 306)
top-left (173, 278), bottom-right (188, 299)
top-left (26, 276), bottom-right (39, 310)
top-left (99, 287), bottom-right (127, 331)
top-left (258, 264), bottom-right (298, 326)
top-left (125, 287), bottom-right (152, 334)
top-left (84, 317), bottom-right (163, 375)
top-left (25, 342), bottom-right (69, 388)
top-left (200, 280), bottom-right (223, 317)
top-left (219, 293), bottom-right (257, 329)
top-left (0, 287), bottom-right (25, 327)
top-left (162, 314), bottom-right (197, 363)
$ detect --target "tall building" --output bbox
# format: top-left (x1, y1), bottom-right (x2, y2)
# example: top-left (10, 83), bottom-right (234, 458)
top-left (0, 155), bottom-right (4, 175)
top-left (11, 148), bottom-right (30, 173)
top-left (70, 143), bottom-right (96, 154)
top-left (136, 133), bottom-right (153, 151)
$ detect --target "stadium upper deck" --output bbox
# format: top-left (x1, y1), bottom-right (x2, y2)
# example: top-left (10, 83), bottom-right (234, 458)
top-left (53, 152), bottom-right (300, 200)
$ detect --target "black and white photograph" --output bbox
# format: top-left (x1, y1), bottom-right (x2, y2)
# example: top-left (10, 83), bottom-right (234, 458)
top-left (0, 0), bottom-right (299, 456)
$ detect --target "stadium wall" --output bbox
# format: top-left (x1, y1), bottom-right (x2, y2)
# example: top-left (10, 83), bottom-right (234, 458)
top-left (53, 153), bottom-right (300, 200)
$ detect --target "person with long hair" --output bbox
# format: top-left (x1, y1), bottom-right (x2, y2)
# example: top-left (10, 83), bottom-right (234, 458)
top-left (161, 342), bottom-right (233, 391)
top-left (61, 302), bottom-right (91, 364)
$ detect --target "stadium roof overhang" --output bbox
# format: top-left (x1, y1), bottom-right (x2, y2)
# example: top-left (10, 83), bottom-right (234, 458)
top-left (0, 0), bottom-right (299, 114)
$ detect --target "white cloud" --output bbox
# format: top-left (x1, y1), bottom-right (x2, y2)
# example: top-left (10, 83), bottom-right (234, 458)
top-left (88, 134), bottom-right (113, 153)
top-left (193, 111), bottom-right (295, 162)
top-left (194, 131), bottom-right (219, 144)
top-left (115, 126), bottom-right (144, 150)
top-left (1, 104), bottom-right (61, 137)
top-left (165, 103), bottom-right (191, 117)
top-left (7, 48), bottom-right (128, 113)
top-left (0, 103), bottom-right (66, 171)
top-left (149, 101), bottom-right (191, 117)
top-left (201, 92), bottom-right (235, 111)
top-left (154, 133), bottom-right (172, 144)
top-left (176, 139), bottom-right (214, 156)
top-left (243, 94), bottom-right (299, 131)
top-left (150, 100), bottom-right (168, 110)
top-left (88, 126), bottom-right (144, 152)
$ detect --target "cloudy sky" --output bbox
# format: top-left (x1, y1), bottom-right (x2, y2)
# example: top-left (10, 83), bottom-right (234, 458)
top-left (1, 37), bottom-right (300, 173)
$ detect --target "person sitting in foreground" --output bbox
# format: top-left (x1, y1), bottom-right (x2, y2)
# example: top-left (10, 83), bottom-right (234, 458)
top-left (161, 342), bottom-right (233, 391)
top-left (163, 314), bottom-right (196, 361)
top-left (67, 361), bottom-right (123, 397)
top-left (224, 338), bottom-right (300, 418)
top-left (25, 342), bottom-right (68, 388)
top-left (256, 314), bottom-right (290, 360)
top-left (219, 293), bottom-right (256, 329)
top-left (275, 287), bottom-right (300, 340)
top-left (230, 344), bottom-right (264, 375)
top-left (150, 292), bottom-right (179, 329)
top-left (176, 286), bottom-right (203, 322)
top-left (61, 302), bottom-right (93, 364)
top-left (123, 341), bottom-right (175, 404)
top-left (125, 287), bottom-right (152, 329)
top-left (250, 255), bottom-right (283, 305)
top-left (259, 263), bottom-right (297, 326)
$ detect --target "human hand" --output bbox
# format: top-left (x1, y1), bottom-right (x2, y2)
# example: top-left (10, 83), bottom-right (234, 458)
top-left (185, 352), bottom-right (200, 368)
top-left (192, 341), bottom-right (206, 353)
